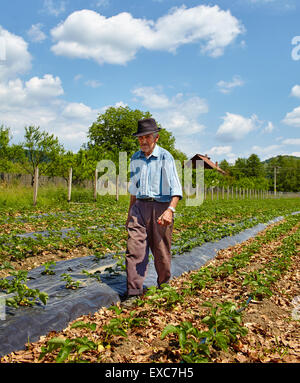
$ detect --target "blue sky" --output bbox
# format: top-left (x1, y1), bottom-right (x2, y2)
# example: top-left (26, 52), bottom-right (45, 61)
top-left (0, 0), bottom-right (300, 163)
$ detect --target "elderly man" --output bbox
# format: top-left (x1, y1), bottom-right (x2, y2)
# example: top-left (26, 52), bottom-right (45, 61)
top-left (125, 118), bottom-right (183, 298)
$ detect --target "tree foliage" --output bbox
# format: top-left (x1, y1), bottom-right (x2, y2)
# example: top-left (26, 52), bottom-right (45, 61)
top-left (87, 106), bottom-right (187, 169)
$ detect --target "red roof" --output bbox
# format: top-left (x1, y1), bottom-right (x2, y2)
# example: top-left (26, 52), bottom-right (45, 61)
top-left (189, 154), bottom-right (227, 175)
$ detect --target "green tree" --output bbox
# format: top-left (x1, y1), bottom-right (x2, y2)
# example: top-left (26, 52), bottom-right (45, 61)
top-left (230, 157), bottom-right (247, 180)
top-left (266, 155), bottom-right (300, 192)
top-left (246, 154), bottom-right (265, 178)
top-left (87, 106), bottom-right (187, 172)
top-left (16, 126), bottom-right (65, 186)
top-left (0, 125), bottom-right (12, 172)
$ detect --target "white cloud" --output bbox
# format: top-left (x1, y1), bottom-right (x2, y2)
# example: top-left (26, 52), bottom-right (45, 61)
top-left (132, 86), bottom-right (208, 157)
top-left (291, 152), bottom-right (300, 157)
top-left (50, 5), bottom-right (244, 65)
top-left (208, 146), bottom-right (233, 156)
top-left (74, 74), bottom-right (83, 81)
top-left (263, 121), bottom-right (274, 133)
top-left (0, 26), bottom-right (32, 80)
top-left (290, 84), bottom-right (300, 98)
top-left (282, 138), bottom-right (300, 145)
top-left (25, 74), bottom-right (64, 99)
top-left (27, 23), bottom-right (47, 43)
top-left (282, 106), bottom-right (300, 127)
top-left (43, 0), bottom-right (66, 17)
top-left (62, 102), bottom-right (97, 120)
top-left (132, 86), bottom-right (171, 109)
top-left (0, 74), bottom-right (102, 151)
top-left (94, 0), bottom-right (110, 8)
top-left (216, 113), bottom-right (259, 142)
top-left (251, 144), bottom-right (282, 160)
top-left (133, 86), bottom-right (208, 135)
top-left (84, 80), bottom-right (102, 88)
top-left (217, 75), bottom-right (244, 94)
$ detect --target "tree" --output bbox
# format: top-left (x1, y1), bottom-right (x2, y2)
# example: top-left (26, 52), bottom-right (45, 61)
top-left (219, 159), bottom-right (231, 173)
top-left (230, 157), bottom-right (248, 180)
top-left (87, 106), bottom-right (187, 171)
top-left (266, 155), bottom-right (300, 192)
top-left (16, 126), bottom-right (65, 186)
top-left (246, 154), bottom-right (265, 178)
top-left (0, 125), bottom-right (11, 172)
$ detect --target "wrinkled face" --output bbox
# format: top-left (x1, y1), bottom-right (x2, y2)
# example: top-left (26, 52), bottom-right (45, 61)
top-left (137, 133), bottom-right (159, 156)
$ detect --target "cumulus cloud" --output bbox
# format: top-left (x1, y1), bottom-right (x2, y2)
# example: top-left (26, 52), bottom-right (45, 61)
top-left (132, 85), bottom-right (208, 156)
top-left (0, 74), bottom-right (102, 150)
top-left (0, 26), bottom-right (32, 80)
top-left (290, 84), bottom-right (300, 98)
top-left (282, 106), bottom-right (300, 127)
top-left (217, 75), bottom-right (244, 94)
top-left (216, 113), bottom-right (259, 142)
top-left (50, 5), bottom-right (244, 65)
top-left (132, 86), bottom-right (208, 135)
top-left (132, 86), bottom-right (171, 109)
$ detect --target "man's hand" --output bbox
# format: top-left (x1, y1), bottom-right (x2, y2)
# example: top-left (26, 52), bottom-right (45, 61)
top-left (157, 209), bottom-right (173, 226)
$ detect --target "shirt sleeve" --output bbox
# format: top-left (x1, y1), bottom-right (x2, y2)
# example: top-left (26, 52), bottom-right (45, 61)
top-left (167, 154), bottom-right (183, 200)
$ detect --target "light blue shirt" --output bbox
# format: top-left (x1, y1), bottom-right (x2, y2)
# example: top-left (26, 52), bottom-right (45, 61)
top-left (128, 145), bottom-right (183, 202)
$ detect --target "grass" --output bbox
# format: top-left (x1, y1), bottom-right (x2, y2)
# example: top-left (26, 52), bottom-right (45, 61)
top-left (0, 183), bottom-right (101, 211)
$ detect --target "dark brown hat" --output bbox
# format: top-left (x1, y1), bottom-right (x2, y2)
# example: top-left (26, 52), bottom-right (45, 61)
top-left (132, 118), bottom-right (161, 137)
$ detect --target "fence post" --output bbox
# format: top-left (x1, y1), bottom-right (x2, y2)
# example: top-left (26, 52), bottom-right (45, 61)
top-left (33, 166), bottom-right (38, 206)
top-left (67, 167), bottom-right (72, 203)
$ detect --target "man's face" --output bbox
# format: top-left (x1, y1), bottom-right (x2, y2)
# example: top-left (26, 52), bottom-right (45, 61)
top-left (137, 133), bottom-right (159, 156)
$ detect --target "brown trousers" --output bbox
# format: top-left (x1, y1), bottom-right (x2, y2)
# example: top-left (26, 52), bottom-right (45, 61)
top-left (126, 200), bottom-right (173, 296)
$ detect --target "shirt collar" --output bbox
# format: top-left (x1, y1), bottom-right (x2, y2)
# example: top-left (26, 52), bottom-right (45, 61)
top-left (137, 144), bottom-right (160, 159)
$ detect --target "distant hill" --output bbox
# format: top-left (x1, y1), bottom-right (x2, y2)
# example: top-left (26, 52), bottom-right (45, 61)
top-left (262, 155), bottom-right (300, 164)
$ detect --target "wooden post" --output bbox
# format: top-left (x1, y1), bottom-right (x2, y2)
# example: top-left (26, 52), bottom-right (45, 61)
top-left (33, 166), bottom-right (38, 206)
top-left (67, 167), bottom-right (72, 203)
top-left (94, 168), bottom-right (98, 202)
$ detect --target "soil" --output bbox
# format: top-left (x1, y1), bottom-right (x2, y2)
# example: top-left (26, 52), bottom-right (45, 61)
top-left (0, 220), bottom-right (299, 363)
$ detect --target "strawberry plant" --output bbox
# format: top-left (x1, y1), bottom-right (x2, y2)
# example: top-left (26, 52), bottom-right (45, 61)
top-left (140, 284), bottom-right (184, 309)
top-left (41, 261), bottom-right (56, 275)
top-left (81, 269), bottom-right (101, 282)
top-left (61, 273), bottom-right (81, 289)
top-left (0, 270), bottom-right (48, 307)
top-left (39, 336), bottom-right (97, 363)
top-left (161, 300), bottom-right (248, 362)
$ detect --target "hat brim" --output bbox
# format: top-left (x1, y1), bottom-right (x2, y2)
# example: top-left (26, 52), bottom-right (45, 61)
top-left (132, 128), bottom-right (161, 137)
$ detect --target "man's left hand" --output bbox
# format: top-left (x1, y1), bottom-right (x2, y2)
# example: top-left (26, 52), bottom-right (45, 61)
top-left (157, 209), bottom-right (173, 226)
